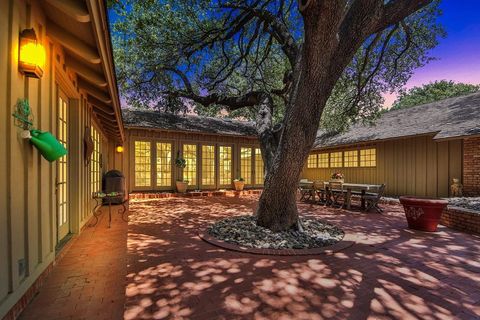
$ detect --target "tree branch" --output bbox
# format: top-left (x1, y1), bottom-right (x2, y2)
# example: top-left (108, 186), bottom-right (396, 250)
top-left (221, 4), bottom-right (299, 67)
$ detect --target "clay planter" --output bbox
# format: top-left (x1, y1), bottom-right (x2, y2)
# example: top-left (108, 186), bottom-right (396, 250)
top-left (400, 196), bottom-right (448, 232)
top-left (330, 179), bottom-right (344, 183)
top-left (233, 180), bottom-right (245, 191)
top-left (175, 181), bottom-right (188, 193)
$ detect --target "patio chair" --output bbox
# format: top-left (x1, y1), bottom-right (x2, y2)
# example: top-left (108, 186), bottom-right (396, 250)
top-left (313, 180), bottom-right (326, 204)
top-left (298, 180), bottom-right (315, 201)
top-left (327, 181), bottom-right (345, 208)
top-left (362, 184), bottom-right (386, 213)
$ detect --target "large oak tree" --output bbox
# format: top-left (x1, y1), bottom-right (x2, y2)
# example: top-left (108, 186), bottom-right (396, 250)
top-left (111, 0), bottom-right (443, 231)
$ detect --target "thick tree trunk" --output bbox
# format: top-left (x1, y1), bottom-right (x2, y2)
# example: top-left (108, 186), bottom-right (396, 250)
top-left (256, 4), bottom-right (350, 231)
top-left (254, 0), bottom-right (431, 232)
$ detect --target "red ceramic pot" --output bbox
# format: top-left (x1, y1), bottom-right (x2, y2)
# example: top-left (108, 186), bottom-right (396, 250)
top-left (399, 196), bottom-right (448, 232)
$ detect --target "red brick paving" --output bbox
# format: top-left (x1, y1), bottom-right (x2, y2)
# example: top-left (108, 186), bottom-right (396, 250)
top-left (17, 196), bottom-right (480, 320)
top-left (19, 207), bottom-right (128, 320)
top-left (125, 196), bottom-right (480, 320)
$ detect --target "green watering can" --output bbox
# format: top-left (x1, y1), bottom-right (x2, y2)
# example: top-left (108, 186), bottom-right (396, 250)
top-left (30, 130), bottom-right (67, 162)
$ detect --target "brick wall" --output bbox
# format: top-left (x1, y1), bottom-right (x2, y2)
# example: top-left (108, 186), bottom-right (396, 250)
top-left (463, 137), bottom-right (480, 196)
top-left (441, 206), bottom-right (480, 234)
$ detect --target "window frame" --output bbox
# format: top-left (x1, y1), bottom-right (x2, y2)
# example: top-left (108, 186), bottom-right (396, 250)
top-left (359, 148), bottom-right (377, 167)
top-left (307, 154), bottom-right (318, 169)
top-left (344, 150), bottom-right (359, 168)
top-left (318, 153), bottom-right (329, 168)
top-left (239, 146), bottom-right (254, 185)
top-left (330, 151), bottom-right (343, 168)
top-left (201, 144), bottom-right (216, 188)
top-left (90, 124), bottom-right (102, 194)
top-left (254, 147), bottom-right (264, 186)
top-left (133, 140), bottom-right (153, 189)
top-left (218, 144), bottom-right (234, 188)
top-left (155, 141), bottom-right (174, 189)
top-left (181, 143), bottom-right (199, 189)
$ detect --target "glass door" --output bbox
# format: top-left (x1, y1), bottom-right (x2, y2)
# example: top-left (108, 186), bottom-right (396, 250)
top-left (56, 91), bottom-right (69, 242)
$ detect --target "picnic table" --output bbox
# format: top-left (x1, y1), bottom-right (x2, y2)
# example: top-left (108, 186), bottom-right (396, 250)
top-left (299, 180), bottom-right (382, 210)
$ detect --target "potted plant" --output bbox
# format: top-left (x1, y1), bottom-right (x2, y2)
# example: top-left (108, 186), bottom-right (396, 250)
top-left (233, 177), bottom-right (245, 191)
top-left (175, 152), bottom-right (188, 193)
top-left (330, 172), bottom-right (344, 183)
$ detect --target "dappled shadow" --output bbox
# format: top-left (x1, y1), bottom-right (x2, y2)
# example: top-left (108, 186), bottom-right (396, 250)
top-left (124, 196), bottom-right (480, 319)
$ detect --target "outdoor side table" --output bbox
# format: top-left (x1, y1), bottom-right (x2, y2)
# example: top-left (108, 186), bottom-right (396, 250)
top-left (91, 192), bottom-right (129, 228)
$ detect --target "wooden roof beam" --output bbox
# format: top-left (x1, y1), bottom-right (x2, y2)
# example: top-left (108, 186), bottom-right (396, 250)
top-left (65, 55), bottom-right (107, 87)
top-left (46, 0), bottom-right (90, 23)
top-left (47, 20), bottom-right (101, 64)
top-left (99, 122), bottom-right (120, 132)
top-left (95, 112), bottom-right (117, 123)
top-left (79, 79), bottom-right (111, 104)
top-left (92, 106), bottom-right (115, 118)
top-left (88, 95), bottom-right (115, 115)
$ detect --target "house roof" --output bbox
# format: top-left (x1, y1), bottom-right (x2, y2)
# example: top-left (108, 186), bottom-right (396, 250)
top-left (122, 109), bottom-right (257, 137)
top-left (314, 92), bottom-right (480, 149)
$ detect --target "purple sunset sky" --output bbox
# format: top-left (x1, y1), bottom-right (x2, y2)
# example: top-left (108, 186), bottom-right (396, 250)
top-left (384, 0), bottom-right (480, 106)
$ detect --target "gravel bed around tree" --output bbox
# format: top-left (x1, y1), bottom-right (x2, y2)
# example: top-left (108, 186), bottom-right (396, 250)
top-left (448, 197), bottom-right (480, 212)
top-left (207, 215), bottom-right (344, 249)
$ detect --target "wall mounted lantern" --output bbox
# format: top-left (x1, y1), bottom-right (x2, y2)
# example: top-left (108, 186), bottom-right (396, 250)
top-left (116, 145), bottom-right (124, 153)
top-left (19, 28), bottom-right (45, 78)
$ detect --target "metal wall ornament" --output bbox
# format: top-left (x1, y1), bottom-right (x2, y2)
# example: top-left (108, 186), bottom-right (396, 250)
top-left (12, 98), bottom-right (67, 162)
top-left (84, 126), bottom-right (94, 166)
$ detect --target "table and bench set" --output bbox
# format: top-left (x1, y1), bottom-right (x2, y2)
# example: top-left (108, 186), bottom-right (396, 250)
top-left (298, 180), bottom-right (386, 212)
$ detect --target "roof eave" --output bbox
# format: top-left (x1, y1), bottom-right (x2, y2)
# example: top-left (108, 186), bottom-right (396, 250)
top-left (86, 0), bottom-right (125, 143)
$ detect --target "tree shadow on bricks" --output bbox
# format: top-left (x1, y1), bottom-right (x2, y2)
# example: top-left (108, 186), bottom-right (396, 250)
top-left (123, 196), bottom-right (480, 320)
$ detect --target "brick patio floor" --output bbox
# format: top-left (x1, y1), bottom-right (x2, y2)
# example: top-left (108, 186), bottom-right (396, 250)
top-left (19, 206), bottom-right (128, 320)
top-left (18, 195), bottom-right (480, 320)
top-left (124, 196), bottom-right (480, 320)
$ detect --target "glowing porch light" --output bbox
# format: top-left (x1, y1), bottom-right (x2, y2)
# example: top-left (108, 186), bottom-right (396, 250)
top-left (19, 28), bottom-right (45, 78)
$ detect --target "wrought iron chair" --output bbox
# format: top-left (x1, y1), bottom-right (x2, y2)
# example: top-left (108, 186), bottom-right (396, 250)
top-left (362, 184), bottom-right (386, 213)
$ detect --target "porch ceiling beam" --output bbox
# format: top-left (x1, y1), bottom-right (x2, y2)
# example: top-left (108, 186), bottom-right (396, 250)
top-left (95, 112), bottom-right (117, 123)
top-left (45, 0), bottom-right (90, 23)
top-left (88, 95), bottom-right (115, 115)
top-left (79, 79), bottom-right (112, 104)
top-left (98, 117), bottom-right (120, 129)
top-left (92, 106), bottom-right (115, 119)
top-left (101, 125), bottom-right (120, 134)
top-left (100, 125), bottom-right (120, 134)
top-left (47, 20), bottom-right (101, 64)
top-left (65, 55), bottom-right (107, 87)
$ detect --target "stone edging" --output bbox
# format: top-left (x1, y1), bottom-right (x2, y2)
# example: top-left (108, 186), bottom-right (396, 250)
top-left (198, 230), bottom-right (356, 256)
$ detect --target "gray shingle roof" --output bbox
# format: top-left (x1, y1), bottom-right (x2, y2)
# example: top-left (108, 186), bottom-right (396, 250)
top-left (122, 109), bottom-right (257, 137)
top-left (314, 92), bottom-right (480, 149)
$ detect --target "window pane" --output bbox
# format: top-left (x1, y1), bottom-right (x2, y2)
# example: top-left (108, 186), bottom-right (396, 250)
top-left (202, 145), bottom-right (215, 185)
top-left (360, 148), bottom-right (376, 167)
top-left (318, 153), bottom-right (329, 168)
top-left (134, 141), bottom-right (151, 187)
top-left (307, 154), bottom-right (317, 168)
top-left (240, 147), bottom-right (252, 184)
top-left (330, 152), bottom-right (343, 168)
top-left (254, 148), bottom-right (264, 185)
top-left (183, 144), bottom-right (197, 185)
top-left (344, 150), bottom-right (358, 167)
top-left (90, 127), bottom-right (101, 192)
top-left (219, 146), bottom-right (232, 185)
top-left (156, 142), bottom-right (172, 187)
